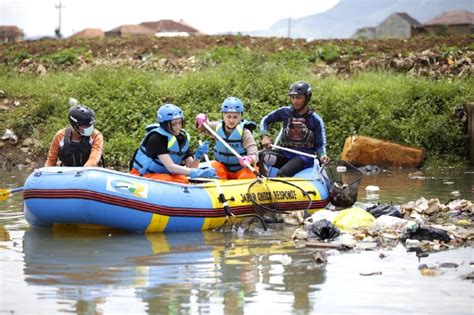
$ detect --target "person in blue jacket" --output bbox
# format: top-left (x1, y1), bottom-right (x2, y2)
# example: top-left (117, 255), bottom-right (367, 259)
top-left (259, 80), bottom-right (329, 177)
top-left (130, 104), bottom-right (216, 183)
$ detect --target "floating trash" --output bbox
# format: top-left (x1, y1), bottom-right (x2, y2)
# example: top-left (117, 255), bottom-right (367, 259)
top-left (451, 191), bottom-right (461, 198)
top-left (365, 185), bottom-right (380, 200)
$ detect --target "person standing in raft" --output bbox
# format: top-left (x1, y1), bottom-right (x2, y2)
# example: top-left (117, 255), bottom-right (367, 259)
top-left (45, 102), bottom-right (104, 167)
top-left (259, 81), bottom-right (329, 177)
top-left (195, 96), bottom-right (259, 180)
top-left (130, 104), bottom-right (217, 184)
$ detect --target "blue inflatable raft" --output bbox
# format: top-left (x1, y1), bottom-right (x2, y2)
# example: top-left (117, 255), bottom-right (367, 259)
top-left (23, 166), bottom-right (330, 232)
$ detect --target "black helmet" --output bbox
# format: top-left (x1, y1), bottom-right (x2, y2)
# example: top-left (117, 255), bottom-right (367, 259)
top-left (68, 105), bottom-right (95, 133)
top-left (288, 81), bottom-right (312, 102)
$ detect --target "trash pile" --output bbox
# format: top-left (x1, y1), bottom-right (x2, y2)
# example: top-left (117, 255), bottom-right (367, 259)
top-left (288, 197), bottom-right (473, 256)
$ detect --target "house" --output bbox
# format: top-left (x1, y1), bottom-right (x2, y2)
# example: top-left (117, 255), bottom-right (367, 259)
top-left (105, 24), bottom-right (156, 38)
top-left (352, 27), bottom-right (376, 39)
top-left (376, 13), bottom-right (425, 38)
top-left (70, 28), bottom-right (104, 39)
top-left (140, 19), bottom-right (203, 36)
top-left (423, 10), bottom-right (474, 35)
top-left (0, 25), bottom-right (24, 42)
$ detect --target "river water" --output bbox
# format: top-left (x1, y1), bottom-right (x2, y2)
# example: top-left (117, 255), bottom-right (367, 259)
top-left (0, 167), bottom-right (473, 314)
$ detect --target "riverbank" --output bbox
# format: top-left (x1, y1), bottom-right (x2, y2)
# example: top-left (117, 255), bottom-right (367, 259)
top-left (1, 35), bottom-right (473, 168)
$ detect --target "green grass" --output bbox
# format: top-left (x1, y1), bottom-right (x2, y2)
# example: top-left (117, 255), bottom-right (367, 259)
top-left (0, 48), bottom-right (472, 168)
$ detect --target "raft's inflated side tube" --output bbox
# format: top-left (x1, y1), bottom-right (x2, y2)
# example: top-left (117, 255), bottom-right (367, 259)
top-left (23, 167), bottom-right (330, 232)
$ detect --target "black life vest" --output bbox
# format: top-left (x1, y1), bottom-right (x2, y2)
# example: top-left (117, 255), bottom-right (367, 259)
top-left (58, 127), bottom-right (92, 166)
top-left (281, 108), bottom-right (315, 149)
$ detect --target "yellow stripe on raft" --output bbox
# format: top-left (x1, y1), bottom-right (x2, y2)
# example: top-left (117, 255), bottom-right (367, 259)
top-left (205, 178), bottom-right (322, 210)
top-left (202, 217), bottom-right (228, 230)
top-left (146, 213), bottom-right (170, 232)
top-left (202, 180), bottom-right (236, 230)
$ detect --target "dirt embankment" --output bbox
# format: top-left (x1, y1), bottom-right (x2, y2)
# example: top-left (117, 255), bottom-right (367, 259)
top-left (1, 35), bottom-right (473, 78)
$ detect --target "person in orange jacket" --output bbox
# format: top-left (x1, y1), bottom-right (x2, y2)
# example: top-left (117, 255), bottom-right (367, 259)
top-left (45, 103), bottom-right (104, 167)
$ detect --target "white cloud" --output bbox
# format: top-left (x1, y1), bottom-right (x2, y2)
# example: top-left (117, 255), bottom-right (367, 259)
top-left (0, 0), bottom-right (339, 38)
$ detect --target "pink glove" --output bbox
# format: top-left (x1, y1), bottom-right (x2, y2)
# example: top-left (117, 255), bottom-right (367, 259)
top-left (195, 113), bottom-right (208, 128)
top-left (238, 155), bottom-right (253, 167)
top-left (319, 155), bottom-right (329, 164)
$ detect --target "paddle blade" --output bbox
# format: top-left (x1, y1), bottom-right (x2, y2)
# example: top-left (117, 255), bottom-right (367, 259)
top-left (0, 187), bottom-right (22, 201)
top-left (0, 189), bottom-right (11, 201)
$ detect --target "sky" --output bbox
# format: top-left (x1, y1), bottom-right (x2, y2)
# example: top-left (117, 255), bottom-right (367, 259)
top-left (0, 0), bottom-right (340, 38)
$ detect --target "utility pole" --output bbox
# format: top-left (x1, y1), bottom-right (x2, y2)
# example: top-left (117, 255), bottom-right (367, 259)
top-left (54, 0), bottom-right (65, 38)
top-left (287, 17), bottom-right (292, 38)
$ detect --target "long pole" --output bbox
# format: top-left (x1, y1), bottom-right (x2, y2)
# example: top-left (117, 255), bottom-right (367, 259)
top-left (202, 122), bottom-right (258, 174)
top-left (270, 144), bottom-right (317, 159)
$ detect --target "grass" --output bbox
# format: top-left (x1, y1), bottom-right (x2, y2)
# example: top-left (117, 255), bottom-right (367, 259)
top-left (0, 47), bottom-right (472, 168)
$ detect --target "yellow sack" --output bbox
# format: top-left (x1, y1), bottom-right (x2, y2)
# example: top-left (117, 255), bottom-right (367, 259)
top-left (333, 207), bottom-right (375, 231)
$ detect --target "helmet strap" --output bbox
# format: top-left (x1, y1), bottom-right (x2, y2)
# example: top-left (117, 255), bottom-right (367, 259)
top-left (70, 124), bottom-right (83, 139)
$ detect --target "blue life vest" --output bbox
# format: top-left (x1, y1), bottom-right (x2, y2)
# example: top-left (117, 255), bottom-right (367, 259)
top-left (213, 120), bottom-right (249, 172)
top-left (132, 124), bottom-right (190, 175)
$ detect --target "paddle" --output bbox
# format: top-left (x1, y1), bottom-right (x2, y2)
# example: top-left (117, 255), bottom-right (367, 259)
top-left (198, 140), bottom-right (234, 218)
top-left (258, 128), bottom-right (283, 154)
top-left (202, 121), bottom-right (261, 177)
top-left (0, 187), bottom-right (23, 201)
top-left (270, 144), bottom-right (318, 159)
top-left (270, 144), bottom-right (324, 181)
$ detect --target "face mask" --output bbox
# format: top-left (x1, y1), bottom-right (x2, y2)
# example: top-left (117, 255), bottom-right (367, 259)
top-left (81, 125), bottom-right (94, 136)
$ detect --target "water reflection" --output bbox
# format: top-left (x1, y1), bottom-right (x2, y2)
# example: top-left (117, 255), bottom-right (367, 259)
top-left (358, 168), bottom-right (474, 204)
top-left (22, 226), bottom-right (326, 314)
top-left (7, 167), bottom-right (474, 314)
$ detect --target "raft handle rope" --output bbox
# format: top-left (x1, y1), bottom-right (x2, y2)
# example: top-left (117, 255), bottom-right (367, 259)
top-left (247, 177), bottom-right (313, 215)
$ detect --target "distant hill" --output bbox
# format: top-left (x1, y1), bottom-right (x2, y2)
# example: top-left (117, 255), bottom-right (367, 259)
top-left (245, 0), bottom-right (473, 39)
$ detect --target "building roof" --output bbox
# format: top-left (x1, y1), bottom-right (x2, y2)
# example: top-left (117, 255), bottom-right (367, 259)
top-left (106, 24), bottom-right (156, 35)
top-left (70, 28), bottom-right (104, 38)
top-left (393, 13), bottom-right (422, 26)
top-left (424, 10), bottom-right (474, 26)
top-left (140, 19), bottom-right (202, 34)
top-left (0, 25), bottom-right (24, 37)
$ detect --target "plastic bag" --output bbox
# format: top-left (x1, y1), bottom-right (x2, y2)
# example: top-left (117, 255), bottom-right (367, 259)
top-left (366, 203), bottom-right (403, 218)
top-left (333, 207), bottom-right (375, 231)
top-left (372, 215), bottom-right (409, 231)
top-left (309, 219), bottom-right (341, 241)
top-left (402, 225), bottom-right (451, 243)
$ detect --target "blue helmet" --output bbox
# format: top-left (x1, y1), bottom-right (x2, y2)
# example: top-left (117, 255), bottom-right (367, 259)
top-left (221, 97), bottom-right (244, 113)
top-left (157, 104), bottom-right (184, 123)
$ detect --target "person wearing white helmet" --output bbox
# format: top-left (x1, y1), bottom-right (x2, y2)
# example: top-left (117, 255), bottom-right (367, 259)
top-left (130, 103), bottom-right (216, 183)
top-left (45, 102), bottom-right (104, 167)
top-left (259, 80), bottom-right (329, 177)
top-left (195, 96), bottom-right (259, 179)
